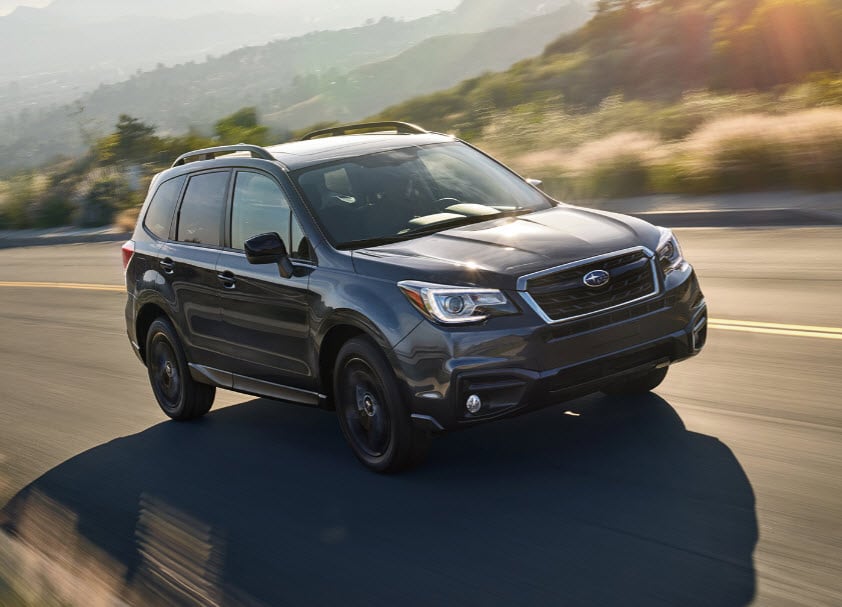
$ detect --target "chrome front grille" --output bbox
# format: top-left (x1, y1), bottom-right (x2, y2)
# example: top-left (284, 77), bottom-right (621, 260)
top-left (520, 248), bottom-right (659, 323)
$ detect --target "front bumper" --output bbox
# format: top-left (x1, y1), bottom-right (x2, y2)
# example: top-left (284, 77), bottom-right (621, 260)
top-left (393, 264), bottom-right (706, 431)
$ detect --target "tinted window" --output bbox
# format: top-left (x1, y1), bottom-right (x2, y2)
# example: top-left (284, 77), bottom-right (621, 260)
top-left (231, 172), bottom-right (308, 259)
top-left (143, 175), bottom-right (185, 240)
top-left (176, 171), bottom-right (229, 246)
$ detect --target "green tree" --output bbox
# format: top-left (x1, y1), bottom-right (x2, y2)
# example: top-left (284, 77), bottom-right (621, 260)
top-left (96, 115), bottom-right (160, 164)
top-left (214, 107), bottom-right (268, 145)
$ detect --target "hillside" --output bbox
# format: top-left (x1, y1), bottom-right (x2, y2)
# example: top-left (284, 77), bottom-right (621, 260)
top-left (369, 0), bottom-right (842, 198)
top-left (375, 0), bottom-right (842, 129)
top-left (0, 0), bottom-right (461, 118)
top-left (264, 5), bottom-right (590, 128)
top-left (0, 0), bottom-right (590, 172)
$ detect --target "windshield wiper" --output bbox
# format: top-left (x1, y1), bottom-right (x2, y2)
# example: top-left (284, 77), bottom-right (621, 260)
top-left (402, 208), bottom-right (533, 237)
top-left (335, 235), bottom-right (412, 250)
top-left (336, 209), bottom-right (533, 250)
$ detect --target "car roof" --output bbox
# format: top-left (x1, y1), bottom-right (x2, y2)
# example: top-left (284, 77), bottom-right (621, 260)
top-left (265, 132), bottom-right (456, 171)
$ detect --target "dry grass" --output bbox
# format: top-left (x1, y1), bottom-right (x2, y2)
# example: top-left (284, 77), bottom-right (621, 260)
top-left (516, 132), bottom-right (664, 175)
top-left (681, 108), bottom-right (842, 179)
top-left (501, 107), bottom-right (842, 198)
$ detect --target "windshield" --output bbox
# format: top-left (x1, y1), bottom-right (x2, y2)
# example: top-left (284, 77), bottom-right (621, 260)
top-left (292, 142), bottom-right (552, 248)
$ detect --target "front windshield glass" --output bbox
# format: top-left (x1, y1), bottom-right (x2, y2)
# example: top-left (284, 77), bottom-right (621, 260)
top-left (292, 142), bottom-right (552, 248)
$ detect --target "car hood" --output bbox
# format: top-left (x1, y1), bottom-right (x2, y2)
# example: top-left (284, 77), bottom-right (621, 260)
top-left (351, 205), bottom-right (662, 290)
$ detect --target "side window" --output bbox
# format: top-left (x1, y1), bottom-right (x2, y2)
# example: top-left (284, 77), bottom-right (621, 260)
top-left (143, 175), bottom-right (185, 240)
top-left (231, 172), bottom-right (309, 259)
top-left (176, 171), bottom-right (229, 246)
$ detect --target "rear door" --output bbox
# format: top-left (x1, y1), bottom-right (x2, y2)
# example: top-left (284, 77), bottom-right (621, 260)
top-left (215, 170), bottom-right (316, 391)
top-left (159, 169), bottom-right (231, 368)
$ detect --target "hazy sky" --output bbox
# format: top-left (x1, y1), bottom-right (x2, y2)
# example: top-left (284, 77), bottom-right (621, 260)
top-left (0, 0), bottom-right (49, 15)
top-left (0, 0), bottom-right (461, 18)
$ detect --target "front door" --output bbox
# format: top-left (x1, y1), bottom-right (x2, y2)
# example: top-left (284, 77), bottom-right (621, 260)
top-left (215, 170), bottom-right (315, 390)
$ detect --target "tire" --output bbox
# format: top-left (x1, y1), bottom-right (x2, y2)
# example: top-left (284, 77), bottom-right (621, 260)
top-left (602, 366), bottom-right (668, 397)
top-left (333, 337), bottom-right (430, 473)
top-left (145, 317), bottom-right (215, 420)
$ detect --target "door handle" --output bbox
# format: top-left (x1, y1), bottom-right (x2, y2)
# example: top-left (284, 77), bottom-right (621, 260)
top-left (217, 271), bottom-right (237, 289)
top-left (160, 257), bottom-right (175, 273)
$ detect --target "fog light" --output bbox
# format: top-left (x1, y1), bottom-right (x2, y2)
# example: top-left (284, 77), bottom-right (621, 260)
top-left (466, 394), bottom-right (482, 414)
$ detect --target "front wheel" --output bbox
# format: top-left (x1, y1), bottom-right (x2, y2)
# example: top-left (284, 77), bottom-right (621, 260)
top-left (601, 366), bottom-right (668, 397)
top-left (334, 337), bottom-right (430, 473)
top-left (146, 317), bottom-right (215, 420)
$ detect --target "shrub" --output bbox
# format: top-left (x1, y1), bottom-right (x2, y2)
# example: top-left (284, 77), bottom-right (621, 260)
top-left (115, 206), bottom-right (141, 232)
top-left (0, 175), bottom-right (41, 229)
top-left (32, 191), bottom-right (75, 228)
top-left (76, 174), bottom-right (131, 227)
top-left (680, 108), bottom-right (842, 192)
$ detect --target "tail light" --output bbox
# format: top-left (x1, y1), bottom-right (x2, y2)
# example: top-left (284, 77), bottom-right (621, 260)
top-left (122, 240), bottom-right (135, 271)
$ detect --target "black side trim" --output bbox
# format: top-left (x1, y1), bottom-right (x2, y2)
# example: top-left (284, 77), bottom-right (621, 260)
top-left (188, 363), bottom-right (324, 406)
top-left (188, 363), bottom-right (233, 388)
top-left (233, 374), bottom-right (323, 406)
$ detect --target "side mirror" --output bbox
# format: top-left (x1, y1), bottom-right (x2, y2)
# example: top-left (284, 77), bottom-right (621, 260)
top-left (526, 178), bottom-right (543, 188)
top-left (244, 232), bottom-right (294, 278)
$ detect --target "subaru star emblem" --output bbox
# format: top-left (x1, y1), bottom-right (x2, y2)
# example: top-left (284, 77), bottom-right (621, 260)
top-left (583, 269), bottom-right (610, 288)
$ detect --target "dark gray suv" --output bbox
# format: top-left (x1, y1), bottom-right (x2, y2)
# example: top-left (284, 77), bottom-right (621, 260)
top-left (123, 121), bottom-right (707, 472)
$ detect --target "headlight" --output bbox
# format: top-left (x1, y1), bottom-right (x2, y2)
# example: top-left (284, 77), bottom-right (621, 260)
top-left (656, 228), bottom-right (685, 274)
top-left (398, 281), bottom-right (518, 324)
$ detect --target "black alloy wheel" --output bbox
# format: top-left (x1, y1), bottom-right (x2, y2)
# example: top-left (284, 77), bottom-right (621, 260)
top-left (341, 358), bottom-right (392, 458)
top-left (145, 317), bottom-right (215, 420)
top-left (334, 337), bottom-right (430, 472)
top-left (149, 336), bottom-right (182, 411)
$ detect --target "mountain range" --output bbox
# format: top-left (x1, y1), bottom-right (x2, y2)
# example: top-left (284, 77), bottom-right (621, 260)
top-left (0, 0), bottom-right (460, 112)
top-left (0, 0), bottom-right (592, 171)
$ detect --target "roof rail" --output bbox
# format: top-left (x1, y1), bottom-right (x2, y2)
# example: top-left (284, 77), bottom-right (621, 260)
top-left (172, 144), bottom-right (275, 167)
top-left (301, 121), bottom-right (427, 141)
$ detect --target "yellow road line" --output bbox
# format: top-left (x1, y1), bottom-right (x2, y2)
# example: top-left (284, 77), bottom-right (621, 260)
top-left (709, 318), bottom-right (842, 335)
top-left (708, 321), bottom-right (842, 341)
top-left (0, 281), bottom-right (124, 292)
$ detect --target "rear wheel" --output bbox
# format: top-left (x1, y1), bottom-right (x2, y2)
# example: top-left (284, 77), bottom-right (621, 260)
top-left (602, 367), bottom-right (668, 397)
top-left (146, 318), bottom-right (215, 420)
top-left (334, 337), bottom-right (430, 473)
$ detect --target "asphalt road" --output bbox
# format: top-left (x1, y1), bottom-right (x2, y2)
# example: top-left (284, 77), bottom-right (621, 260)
top-left (0, 229), bottom-right (840, 606)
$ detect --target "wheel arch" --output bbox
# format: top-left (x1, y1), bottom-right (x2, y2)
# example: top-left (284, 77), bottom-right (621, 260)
top-left (316, 311), bottom-right (402, 407)
top-left (136, 301), bottom-right (171, 364)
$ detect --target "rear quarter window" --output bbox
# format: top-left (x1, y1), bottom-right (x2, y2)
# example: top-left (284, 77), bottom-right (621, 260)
top-left (143, 175), bottom-right (186, 240)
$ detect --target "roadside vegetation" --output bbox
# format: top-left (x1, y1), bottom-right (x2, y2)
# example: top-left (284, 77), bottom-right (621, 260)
top-left (0, 109), bottom-right (265, 230)
top-left (483, 81), bottom-right (842, 199)
top-left (2, 0), bottom-right (842, 229)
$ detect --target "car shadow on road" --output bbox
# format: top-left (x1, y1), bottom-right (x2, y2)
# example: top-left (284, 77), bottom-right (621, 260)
top-left (1, 393), bottom-right (757, 606)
